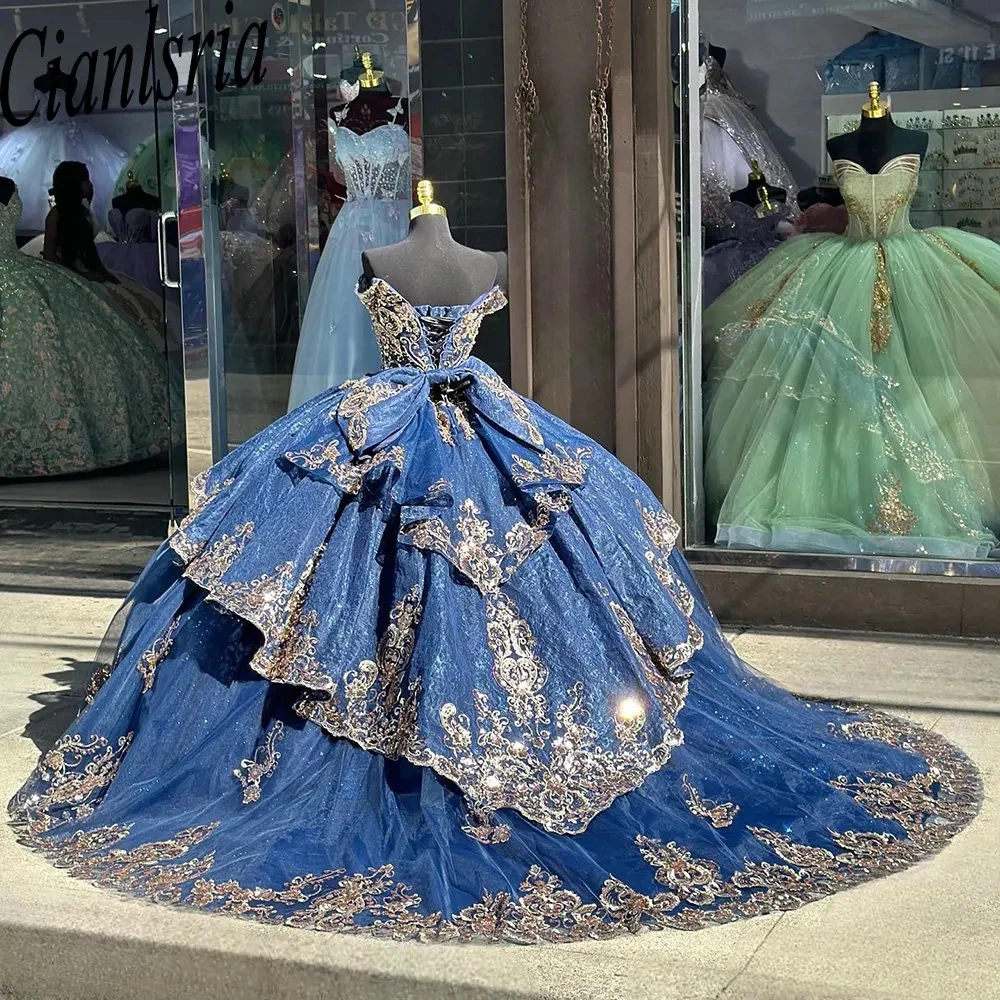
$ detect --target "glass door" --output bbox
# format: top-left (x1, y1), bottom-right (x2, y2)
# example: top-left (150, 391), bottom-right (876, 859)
top-left (166, 0), bottom-right (420, 512)
top-left (0, 0), bottom-right (182, 518)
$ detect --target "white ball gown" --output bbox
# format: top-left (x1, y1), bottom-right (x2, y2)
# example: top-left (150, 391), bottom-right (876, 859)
top-left (0, 93), bottom-right (127, 232)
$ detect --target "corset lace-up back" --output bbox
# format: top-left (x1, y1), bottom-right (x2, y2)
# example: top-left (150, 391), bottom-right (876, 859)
top-left (357, 278), bottom-right (507, 371)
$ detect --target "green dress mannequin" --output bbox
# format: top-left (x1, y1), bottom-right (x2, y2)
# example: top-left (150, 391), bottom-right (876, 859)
top-left (702, 87), bottom-right (1000, 559)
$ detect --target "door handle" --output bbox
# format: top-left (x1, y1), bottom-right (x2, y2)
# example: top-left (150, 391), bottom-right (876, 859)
top-left (157, 210), bottom-right (180, 289)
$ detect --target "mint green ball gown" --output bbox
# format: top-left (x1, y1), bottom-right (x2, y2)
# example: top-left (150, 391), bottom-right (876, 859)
top-left (703, 153), bottom-right (1000, 558)
top-left (0, 192), bottom-right (172, 478)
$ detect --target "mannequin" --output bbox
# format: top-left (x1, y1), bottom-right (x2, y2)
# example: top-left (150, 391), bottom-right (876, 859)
top-left (0, 176), bottom-right (14, 206)
top-left (826, 82), bottom-right (927, 174)
top-left (334, 52), bottom-right (408, 136)
top-left (797, 174), bottom-right (844, 211)
top-left (729, 160), bottom-right (787, 209)
top-left (362, 180), bottom-right (507, 306)
top-left (112, 172), bottom-right (161, 214)
top-left (33, 66), bottom-right (78, 113)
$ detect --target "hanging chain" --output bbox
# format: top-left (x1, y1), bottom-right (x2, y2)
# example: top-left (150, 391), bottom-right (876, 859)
top-left (589, 0), bottom-right (616, 253)
top-left (513, 0), bottom-right (539, 195)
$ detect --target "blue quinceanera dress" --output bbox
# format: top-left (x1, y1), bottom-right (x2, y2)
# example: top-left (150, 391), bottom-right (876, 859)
top-left (10, 277), bottom-right (980, 941)
top-left (286, 124), bottom-right (410, 411)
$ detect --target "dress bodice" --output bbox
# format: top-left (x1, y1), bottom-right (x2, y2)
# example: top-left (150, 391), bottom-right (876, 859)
top-left (332, 123), bottom-right (410, 202)
top-left (0, 193), bottom-right (21, 253)
top-left (108, 207), bottom-right (156, 244)
top-left (833, 154), bottom-right (920, 241)
top-left (358, 277), bottom-right (507, 371)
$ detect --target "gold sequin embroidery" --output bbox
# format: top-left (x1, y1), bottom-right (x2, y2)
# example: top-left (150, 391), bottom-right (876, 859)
top-left (337, 378), bottom-right (409, 451)
top-left (404, 498), bottom-right (551, 596)
top-left (475, 371), bottom-right (545, 447)
top-left (169, 474), bottom-right (237, 562)
top-left (357, 279), bottom-right (432, 370)
top-left (10, 733), bottom-right (133, 835)
top-left (233, 721), bottom-right (285, 805)
top-left (445, 286), bottom-right (509, 365)
top-left (681, 775), bottom-right (739, 829)
top-left (295, 585), bottom-right (424, 759)
top-left (867, 473), bottom-right (917, 536)
top-left (12, 710), bottom-right (979, 940)
top-left (870, 243), bottom-right (893, 353)
top-left (511, 446), bottom-right (592, 487)
top-left (136, 618), bottom-right (182, 694)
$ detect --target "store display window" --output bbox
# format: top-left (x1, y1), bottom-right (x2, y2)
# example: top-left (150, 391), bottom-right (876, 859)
top-left (677, 0), bottom-right (1000, 577)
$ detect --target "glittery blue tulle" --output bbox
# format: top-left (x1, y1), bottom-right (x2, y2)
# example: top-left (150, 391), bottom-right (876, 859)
top-left (9, 281), bottom-right (980, 942)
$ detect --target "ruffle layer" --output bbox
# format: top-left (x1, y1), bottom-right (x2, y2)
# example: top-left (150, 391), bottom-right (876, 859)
top-left (160, 369), bottom-right (700, 836)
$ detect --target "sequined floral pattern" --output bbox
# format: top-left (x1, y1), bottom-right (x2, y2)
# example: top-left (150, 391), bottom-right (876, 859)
top-left (233, 722), bottom-right (285, 805)
top-left (0, 191), bottom-right (174, 477)
top-left (9, 710), bottom-right (980, 941)
top-left (8, 264), bottom-right (983, 944)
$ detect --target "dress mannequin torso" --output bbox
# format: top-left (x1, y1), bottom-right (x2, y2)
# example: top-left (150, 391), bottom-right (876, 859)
top-left (730, 167), bottom-right (788, 209)
top-left (336, 91), bottom-right (408, 137)
top-left (827, 113), bottom-right (927, 174)
top-left (112, 185), bottom-right (161, 215)
top-left (362, 212), bottom-right (508, 306)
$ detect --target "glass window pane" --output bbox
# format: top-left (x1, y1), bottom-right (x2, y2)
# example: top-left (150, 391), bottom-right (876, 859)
top-left (680, 0), bottom-right (1000, 576)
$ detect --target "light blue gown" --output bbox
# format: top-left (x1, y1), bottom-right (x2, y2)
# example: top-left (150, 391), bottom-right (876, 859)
top-left (286, 123), bottom-right (410, 411)
top-left (0, 92), bottom-right (127, 232)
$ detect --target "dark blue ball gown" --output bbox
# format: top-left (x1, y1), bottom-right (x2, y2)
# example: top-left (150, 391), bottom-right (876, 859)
top-left (9, 278), bottom-right (980, 942)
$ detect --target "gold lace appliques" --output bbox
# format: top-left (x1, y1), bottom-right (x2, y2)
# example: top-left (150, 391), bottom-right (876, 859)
top-left (638, 503), bottom-right (693, 614)
top-left (870, 244), bottom-right (893, 353)
top-left (867, 473), bottom-right (917, 536)
top-left (12, 710), bottom-right (980, 941)
top-left (681, 775), bottom-right (739, 829)
top-left (337, 378), bottom-right (409, 450)
top-left (742, 241), bottom-right (822, 329)
top-left (192, 862), bottom-right (443, 936)
top-left (432, 400), bottom-right (476, 447)
top-left (475, 370), bottom-right (545, 447)
top-left (10, 733), bottom-right (133, 835)
top-left (611, 602), bottom-right (692, 719)
top-left (511, 446), bottom-right (592, 487)
top-left (484, 592), bottom-right (550, 746)
top-left (184, 522), bottom-right (255, 585)
top-left (357, 279), bottom-right (431, 370)
top-left (404, 498), bottom-right (551, 596)
top-left (285, 438), bottom-right (404, 493)
top-left (84, 661), bottom-right (115, 705)
top-left (875, 188), bottom-right (911, 238)
top-left (284, 438), bottom-right (343, 473)
top-left (295, 585), bottom-right (424, 760)
top-left (445, 286), bottom-right (509, 365)
top-left (169, 474), bottom-right (237, 562)
top-left (136, 618), bottom-right (182, 694)
top-left (233, 721), bottom-right (285, 805)
top-left (923, 230), bottom-right (1000, 290)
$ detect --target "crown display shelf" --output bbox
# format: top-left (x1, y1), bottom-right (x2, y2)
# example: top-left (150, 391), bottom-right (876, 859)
top-left (822, 86), bottom-right (1000, 242)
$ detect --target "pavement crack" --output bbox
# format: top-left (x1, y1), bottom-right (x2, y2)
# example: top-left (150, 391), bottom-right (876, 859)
top-left (715, 912), bottom-right (785, 998)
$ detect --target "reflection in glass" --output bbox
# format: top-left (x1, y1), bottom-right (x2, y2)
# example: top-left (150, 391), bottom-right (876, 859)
top-left (682, 1), bottom-right (1000, 571)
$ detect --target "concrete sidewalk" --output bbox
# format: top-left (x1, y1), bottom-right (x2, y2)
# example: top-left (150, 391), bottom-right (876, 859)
top-left (1, 590), bottom-right (998, 1000)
